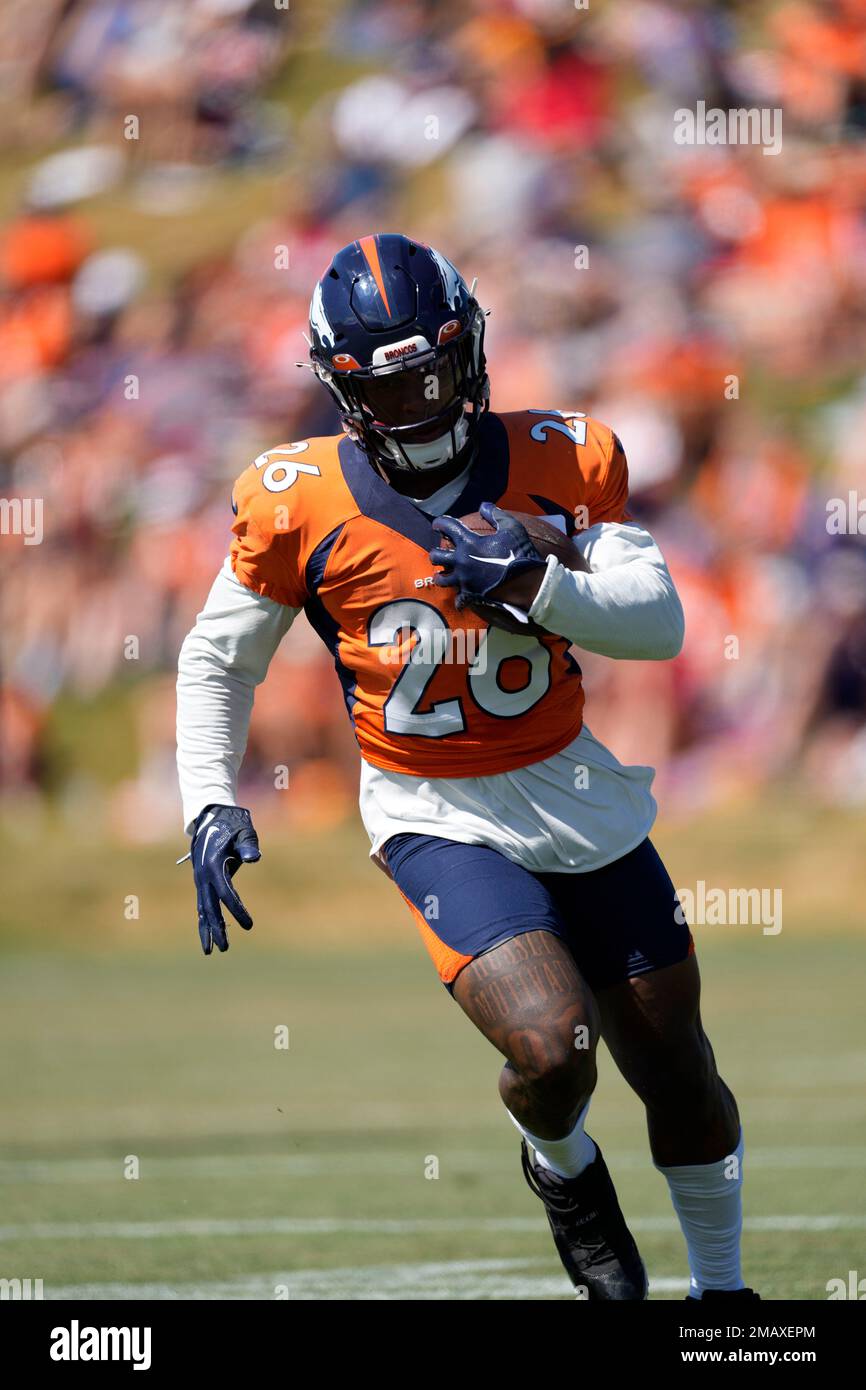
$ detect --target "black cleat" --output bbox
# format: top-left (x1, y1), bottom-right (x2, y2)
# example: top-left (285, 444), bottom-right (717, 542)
top-left (521, 1139), bottom-right (648, 1300)
top-left (686, 1287), bottom-right (761, 1301)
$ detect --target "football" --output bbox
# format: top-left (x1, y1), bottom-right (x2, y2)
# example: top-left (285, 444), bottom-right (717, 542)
top-left (446, 510), bottom-right (591, 636)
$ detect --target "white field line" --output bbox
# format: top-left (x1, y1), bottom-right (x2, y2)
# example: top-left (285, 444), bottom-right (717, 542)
top-left (43, 1259), bottom-right (692, 1301)
top-left (0, 1214), bottom-right (863, 1242)
top-left (1, 1146), bottom-right (865, 1184)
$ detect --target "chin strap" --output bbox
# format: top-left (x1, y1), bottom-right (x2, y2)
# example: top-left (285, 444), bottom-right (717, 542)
top-left (386, 423), bottom-right (479, 477)
top-left (378, 436), bottom-right (479, 492)
top-left (367, 390), bottom-right (487, 475)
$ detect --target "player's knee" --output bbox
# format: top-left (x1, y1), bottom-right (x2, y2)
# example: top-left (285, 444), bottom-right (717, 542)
top-left (520, 1041), bottom-right (596, 1111)
top-left (640, 1030), bottom-right (719, 1113)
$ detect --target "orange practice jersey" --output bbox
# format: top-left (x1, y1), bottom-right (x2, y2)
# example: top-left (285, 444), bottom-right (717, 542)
top-left (229, 410), bottom-right (629, 778)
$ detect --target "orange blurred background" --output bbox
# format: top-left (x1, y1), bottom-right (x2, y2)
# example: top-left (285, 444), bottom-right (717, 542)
top-left (2, 0), bottom-right (866, 848)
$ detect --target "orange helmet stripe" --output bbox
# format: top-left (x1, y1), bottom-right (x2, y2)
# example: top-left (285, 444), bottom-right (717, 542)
top-left (358, 234), bottom-right (392, 319)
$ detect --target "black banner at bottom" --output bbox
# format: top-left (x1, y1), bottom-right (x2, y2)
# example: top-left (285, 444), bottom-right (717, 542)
top-left (5, 1296), bottom-right (862, 1374)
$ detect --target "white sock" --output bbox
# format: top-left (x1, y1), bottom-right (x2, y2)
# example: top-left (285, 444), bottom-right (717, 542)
top-left (508, 1099), bottom-right (597, 1179)
top-left (656, 1129), bottom-right (745, 1296)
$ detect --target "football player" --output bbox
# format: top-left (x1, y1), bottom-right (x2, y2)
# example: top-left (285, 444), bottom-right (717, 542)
top-left (177, 233), bottom-right (758, 1301)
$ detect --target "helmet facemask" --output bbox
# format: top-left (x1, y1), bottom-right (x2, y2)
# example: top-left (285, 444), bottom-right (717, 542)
top-left (314, 309), bottom-right (488, 473)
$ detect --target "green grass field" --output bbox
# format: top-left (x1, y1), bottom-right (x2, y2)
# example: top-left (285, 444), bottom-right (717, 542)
top-left (2, 803), bottom-right (865, 1300)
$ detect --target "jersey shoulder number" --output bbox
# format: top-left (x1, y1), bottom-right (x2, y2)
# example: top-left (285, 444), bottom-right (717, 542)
top-left (229, 434), bottom-right (345, 608)
top-left (503, 409), bottom-right (630, 529)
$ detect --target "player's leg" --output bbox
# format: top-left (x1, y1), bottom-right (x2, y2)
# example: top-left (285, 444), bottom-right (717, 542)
top-left (451, 929), bottom-right (599, 1144)
top-left (554, 837), bottom-right (755, 1300)
top-left (596, 953), bottom-right (739, 1167)
top-left (382, 832), bottom-right (647, 1299)
top-left (383, 833), bottom-right (599, 1151)
top-left (452, 930), bottom-right (647, 1299)
top-left (596, 955), bottom-right (756, 1299)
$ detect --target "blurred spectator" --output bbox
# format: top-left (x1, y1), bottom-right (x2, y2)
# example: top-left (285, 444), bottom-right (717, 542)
top-left (2, 0), bottom-right (866, 837)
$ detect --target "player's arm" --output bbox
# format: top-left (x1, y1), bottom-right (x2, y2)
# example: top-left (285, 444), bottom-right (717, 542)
top-left (177, 560), bottom-right (297, 954)
top-left (177, 456), bottom-right (311, 954)
top-left (436, 509), bottom-right (684, 660)
top-left (487, 426), bottom-right (683, 660)
top-left (518, 520), bottom-right (684, 660)
top-left (177, 558), bottom-right (297, 834)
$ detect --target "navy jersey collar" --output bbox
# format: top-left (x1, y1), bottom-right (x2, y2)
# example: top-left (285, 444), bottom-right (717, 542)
top-left (338, 411), bottom-right (511, 551)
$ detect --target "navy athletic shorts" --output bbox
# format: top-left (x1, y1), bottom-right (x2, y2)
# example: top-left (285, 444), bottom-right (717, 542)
top-left (382, 834), bottom-right (694, 992)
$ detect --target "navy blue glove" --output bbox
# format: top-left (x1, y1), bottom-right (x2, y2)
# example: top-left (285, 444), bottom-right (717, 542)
top-left (184, 804), bottom-right (261, 955)
top-left (429, 502), bottom-right (545, 611)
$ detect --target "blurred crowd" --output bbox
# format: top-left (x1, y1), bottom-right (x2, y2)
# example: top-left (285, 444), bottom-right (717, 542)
top-left (3, 0), bottom-right (866, 840)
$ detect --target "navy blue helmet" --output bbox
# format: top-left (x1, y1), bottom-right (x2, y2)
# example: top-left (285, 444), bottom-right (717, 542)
top-left (307, 233), bottom-right (488, 473)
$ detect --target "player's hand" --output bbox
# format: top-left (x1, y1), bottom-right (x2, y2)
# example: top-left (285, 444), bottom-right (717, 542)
top-left (429, 502), bottom-right (545, 611)
top-left (183, 804), bottom-right (261, 955)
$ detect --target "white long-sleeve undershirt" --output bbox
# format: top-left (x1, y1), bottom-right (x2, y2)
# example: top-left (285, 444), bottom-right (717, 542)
top-left (176, 561), bottom-right (297, 831)
top-left (531, 520), bottom-right (684, 660)
top-left (176, 517), bottom-right (683, 852)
